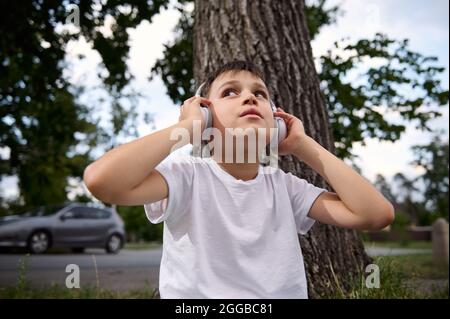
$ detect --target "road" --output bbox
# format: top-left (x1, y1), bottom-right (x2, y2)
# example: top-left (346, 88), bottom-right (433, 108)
top-left (365, 247), bottom-right (431, 257)
top-left (0, 246), bottom-right (433, 292)
top-left (0, 248), bottom-right (163, 291)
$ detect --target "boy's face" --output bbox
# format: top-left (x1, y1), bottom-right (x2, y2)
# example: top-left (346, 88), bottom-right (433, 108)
top-left (207, 70), bottom-right (275, 144)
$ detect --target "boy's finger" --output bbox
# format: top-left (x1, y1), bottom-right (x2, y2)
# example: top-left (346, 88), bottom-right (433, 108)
top-left (273, 111), bottom-right (290, 117)
top-left (193, 96), bottom-right (212, 106)
top-left (200, 97), bottom-right (212, 105)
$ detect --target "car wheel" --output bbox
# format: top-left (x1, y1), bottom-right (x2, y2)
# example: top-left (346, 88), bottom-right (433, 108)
top-left (105, 234), bottom-right (122, 254)
top-left (71, 247), bottom-right (85, 254)
top-left (28, 231), bottom-right (50, 254)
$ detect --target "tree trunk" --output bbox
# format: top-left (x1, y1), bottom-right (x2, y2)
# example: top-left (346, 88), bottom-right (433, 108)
top-left (193, 0), bottom-right (371, 298)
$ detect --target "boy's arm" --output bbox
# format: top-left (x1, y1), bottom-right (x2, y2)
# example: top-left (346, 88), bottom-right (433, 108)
top-left (83, 96), bottom-right (212, 205)
top-left (293, 136), bottom-right (394, 230)
top-left (274, 108), bottom-right (394, 231)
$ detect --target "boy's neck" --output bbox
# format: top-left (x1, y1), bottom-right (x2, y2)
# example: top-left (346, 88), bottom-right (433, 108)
top-left (211, 153), bottom-right (260, 181)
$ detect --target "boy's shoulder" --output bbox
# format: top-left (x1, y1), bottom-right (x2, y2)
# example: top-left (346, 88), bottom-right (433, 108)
top-left (159, 154), bottom-right (204, 167)
top-left (156, 155), bottom-right (217, 176)
top-left (159, 155), bottom-right (302, 183)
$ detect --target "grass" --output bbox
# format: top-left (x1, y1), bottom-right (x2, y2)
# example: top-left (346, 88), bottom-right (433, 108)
top-left (0, 284), bottom-right (159, 299)
top-left (375, 254), bottom-right (448, 280)
top-left (323, 253), bottom-right (448, 299)
top-left (123, 241), bottom-right (162, 250)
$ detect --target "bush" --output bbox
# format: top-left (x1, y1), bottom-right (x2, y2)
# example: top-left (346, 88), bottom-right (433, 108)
top-left (418, 210), bottom-right (441, 226)
top-left (391, 211), bottom-right (411, 230)
top-left (117, 206), bottom-right (163, 243)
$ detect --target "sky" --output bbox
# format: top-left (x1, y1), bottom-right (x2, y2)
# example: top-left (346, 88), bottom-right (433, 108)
top-left (0, 0), bottom-right (449, 201)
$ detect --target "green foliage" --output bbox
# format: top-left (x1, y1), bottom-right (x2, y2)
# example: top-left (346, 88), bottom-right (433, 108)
top-left (372, 133), bottom-right (448, 227)
top-left (68, 0), bottom-right (171, 93)
top-left (150, 3), bottom-right (194, 105)
top-left (0, 1), bottom-right (170, 210)
top-left (391, 210), bottom-right (411, 231)
top-left (418, 210), bottom-right (441, 226)
top-left (117, 205), bottom-right (163, 242)
top-left (304, 0), bottom-right (341, 40)
top-left (320, 33), bottom-right (448, 160)
top-left (410, 134), bottom-right (449, 220)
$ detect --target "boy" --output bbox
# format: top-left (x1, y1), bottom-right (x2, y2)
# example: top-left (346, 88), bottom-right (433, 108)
top-left (83, 61), bottom-right (394, 299)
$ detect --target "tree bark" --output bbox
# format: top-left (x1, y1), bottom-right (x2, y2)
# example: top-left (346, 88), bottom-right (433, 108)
top-left (193, 0), bottom-right (371, 298)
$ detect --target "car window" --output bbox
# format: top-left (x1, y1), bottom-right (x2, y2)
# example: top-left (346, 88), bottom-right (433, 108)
top-left (64, 207), bottom-right (86, 219)
top-left (79, 207), bottom-right (98, 219)
top-left (97, 209), bottom-right (112, 219)
top-left (24, 204), bottom-right (66, 217)
top-left (63, 206), bottom-right (112, 219)
top-left (81, 207), bottom-right (111, 219)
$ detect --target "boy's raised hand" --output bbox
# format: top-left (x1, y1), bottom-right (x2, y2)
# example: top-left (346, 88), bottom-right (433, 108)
top-left (273, 107), bottom-right (308, 156)
top-left (179, 96), bottom-right (213, 132)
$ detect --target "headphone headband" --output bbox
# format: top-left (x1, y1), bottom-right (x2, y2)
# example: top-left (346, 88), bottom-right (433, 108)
top-left (195, 82), bottom-right (206, 98)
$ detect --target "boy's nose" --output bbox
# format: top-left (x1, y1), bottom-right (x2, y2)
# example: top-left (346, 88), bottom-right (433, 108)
top-left (243, 93), bottom-right (258, 106)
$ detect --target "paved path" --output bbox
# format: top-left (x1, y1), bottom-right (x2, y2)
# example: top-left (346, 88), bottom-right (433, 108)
top-left (365, 247), bottom-right (432, 257)
top-left (0, 248), bottom-right (163, 291)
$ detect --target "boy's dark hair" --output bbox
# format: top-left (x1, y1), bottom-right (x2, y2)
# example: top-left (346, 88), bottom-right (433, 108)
top-left (199, 60), bottom-right (266, 98)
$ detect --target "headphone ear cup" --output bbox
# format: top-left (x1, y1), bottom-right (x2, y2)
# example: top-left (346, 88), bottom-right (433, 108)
top-left (195, 83), bottom-right (212, 132)
top-left (268, 99), bottom-right (287, 145)
top-left (272, 116), bottom-right (287, 146)
top-left (200, 106), bottom-right (212, 131)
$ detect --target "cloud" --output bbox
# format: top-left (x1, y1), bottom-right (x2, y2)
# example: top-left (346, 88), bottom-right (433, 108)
top-left (0, 176), bottom-right (18, 200)
top-left (127, 8), bottom-right (182, 81)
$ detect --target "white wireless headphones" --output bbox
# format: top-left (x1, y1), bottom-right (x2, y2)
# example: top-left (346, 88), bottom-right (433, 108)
top-left (194, 82), bottom-right (287, 146)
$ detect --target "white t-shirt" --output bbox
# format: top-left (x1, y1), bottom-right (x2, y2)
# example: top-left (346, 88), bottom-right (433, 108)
top-left (144, 156), bottom-right (327, 299)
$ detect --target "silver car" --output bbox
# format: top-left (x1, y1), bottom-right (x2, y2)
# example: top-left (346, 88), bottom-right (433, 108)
top-left (0, 202), bottom-right (126, 254)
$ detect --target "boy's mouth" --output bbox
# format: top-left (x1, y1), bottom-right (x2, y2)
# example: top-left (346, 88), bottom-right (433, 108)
top-left (240, 108), bottom-right (262, 118)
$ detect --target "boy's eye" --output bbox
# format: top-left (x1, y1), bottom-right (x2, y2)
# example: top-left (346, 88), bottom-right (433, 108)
top-left (222, 89), bottom-right (268, 99)
top-left (255, 91), bottom-right (268, 99)
top-left (222, 89), bottom-right (238, 97)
